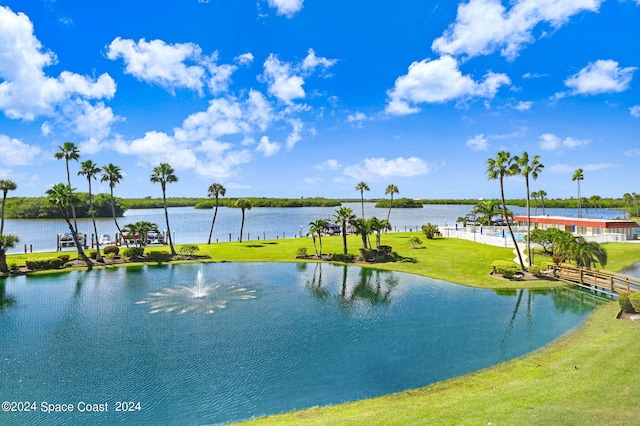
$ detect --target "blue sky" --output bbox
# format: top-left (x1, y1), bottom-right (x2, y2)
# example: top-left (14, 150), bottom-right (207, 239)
top-left (0, 0), bottom-right (639, 200)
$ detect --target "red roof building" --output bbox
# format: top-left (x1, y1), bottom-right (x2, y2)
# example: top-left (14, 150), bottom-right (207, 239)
top-left (513, 215), bottom-right (640, 240)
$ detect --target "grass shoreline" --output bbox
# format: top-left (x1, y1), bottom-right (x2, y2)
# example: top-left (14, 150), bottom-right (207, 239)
top-left (5, 233), bottom-right (640, 425)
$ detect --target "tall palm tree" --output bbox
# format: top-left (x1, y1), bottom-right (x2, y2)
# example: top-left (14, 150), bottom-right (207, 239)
top-left (572, 169), bottom-right (584, 218)
top-left (150, 163), bottom-right (178, 256)
top-left (0, 179), bottom-right (17, 236)
top-left (308, 219), bottom-right (329, 256)
top-left (101, 163), bottom-right (126, 247)
top-left (385, 184), bottom-right (399, 221)
top-left (207, 183), bottom-right (226, 244)
top-left (46, 183), bottom-right (92, 270)
top-left (538, 190), bottom-right (547, 215)
top-left (623, 193), bottom-right (634, 218)
top-left (355, 181), bottom-right (370, 218)
top-left (334, 206), bottom-right (356, 255)
top-left (54, 142), bottom-right (81, 232)
top-left (369, 217), bottom-right (391, 249)
top-left (486, 151), bottom-right (526, 270)
top-left (531, 191), bottom-right (539, 216)
top-left (78, 160), bottom-right (103, 262)
top-left (349, 217), bottom-right (370, 249)
top-left (235, 198), bottom-right (252, 242)
top-left (633, 192), bottom-right (640, 218)
top-left (515, 152), bottom-right (544, 267)
top-left (590, 195), bottom-right (602, 218)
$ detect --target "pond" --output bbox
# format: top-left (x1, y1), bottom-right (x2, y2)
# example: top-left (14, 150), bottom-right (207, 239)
top-left (0, 263), bottom-right (604, 425)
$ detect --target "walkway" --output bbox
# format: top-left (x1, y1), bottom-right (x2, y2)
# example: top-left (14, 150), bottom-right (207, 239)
top-left (547, 264), bottom-right (640, 298)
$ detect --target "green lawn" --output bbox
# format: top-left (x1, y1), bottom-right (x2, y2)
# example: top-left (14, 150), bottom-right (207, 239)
top-left (6, 233), bottom-right (640, 425)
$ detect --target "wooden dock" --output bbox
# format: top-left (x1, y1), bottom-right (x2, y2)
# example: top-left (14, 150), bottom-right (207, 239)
top-left (547, 264), bottom-right (640, 298)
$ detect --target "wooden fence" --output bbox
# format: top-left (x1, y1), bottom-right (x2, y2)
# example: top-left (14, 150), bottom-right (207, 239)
top-left (546, 264), bottom-right (640, 298)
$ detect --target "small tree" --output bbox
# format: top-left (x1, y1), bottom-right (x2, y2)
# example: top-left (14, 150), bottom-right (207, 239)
top-left (408, 236), bottom-right (423, 248)
top-left (422, 223), bottom-right (439, 239)
top-left (308, 219), bottom-right (329, 256)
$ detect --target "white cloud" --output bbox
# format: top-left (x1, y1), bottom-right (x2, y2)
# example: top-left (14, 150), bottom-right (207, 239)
top-left (235, 52), bottom-right (254, 66)
top-left (630, 105), bottom-right (640, 118)
top-left (466, 134), bottom-right (489, 151)
top-left (512, 100), bottom-right (533, 111)
top-left (194, 150), bottom-right (252, 180)
top-left (385, 55), bottom-right (510, 115)
top-left (539, 133), bottom-right (589, 150)
top-left (116, 130), bottom-right (197, 170)
top-left (347, 112), bottom-right (368, 122)
top-left (625, 148), bottom-right (640, 156)
top-left (314, 159), bottom-right (340, 171)
top-left (260, 50), bottom-right (336, 104)
top-left (286, 118), bottom-right (303, 149)
top-left (268, 0), bottom-right (304, 18)
top-left (256, 135), bottom-right (281, 157)
top-left (0, 5), bottom-right (115, 120)
top-left (557, 59), bottom-right (636, 98)
top-left (432, 0), bottom-right (604, 60)
top-left (0, 134), bottom-right (42, 165)
top-left (549, 162), bottom-right (618, 173)
top-left (343, 157), bottom-right (429, 181)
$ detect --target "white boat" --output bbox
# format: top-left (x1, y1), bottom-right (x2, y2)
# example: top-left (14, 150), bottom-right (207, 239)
top-left (58, 232), bottom-right (85, 248)
top-left (147, 231), bottom-right (165, 245)
top-left (99, 234), bottom-right (112, 245)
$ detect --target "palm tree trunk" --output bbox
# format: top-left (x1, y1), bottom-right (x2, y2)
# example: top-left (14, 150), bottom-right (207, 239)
top-left (0, 249), bottom-right (7, 273)
top-left (207, 198), bottom-right (219, 244)
top-left (65, 161), bottom-right (79, 233)
top-left (63, 207), bottom-right (92, 270)
top-left (109, 188), bottom-right (127, 248)
top-left (1, 191), bottom-right (6, 236)
top-left (239, 210), bottom-right (245, 243)
top-left (387, 194), bottom-right (393, 221)
top-left (341, 223), bottom-right (348, 255)
top-left (501, 176), bottom-right (525, 270)
top-left (88, 180), bottom-right (103, 262)
top-left (162, 185), bottom-right (176, 255)
top-left (525, 176), bottom-right (532, 267)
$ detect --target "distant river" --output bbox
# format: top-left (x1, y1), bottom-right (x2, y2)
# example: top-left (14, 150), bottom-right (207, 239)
top-left (3, 203), bottom-right (627, 254)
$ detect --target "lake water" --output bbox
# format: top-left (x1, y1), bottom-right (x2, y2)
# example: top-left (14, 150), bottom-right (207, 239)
top-left (3, 203), bottom-right (627, 254)
top-left (0, 262), bottom-right (605, 425)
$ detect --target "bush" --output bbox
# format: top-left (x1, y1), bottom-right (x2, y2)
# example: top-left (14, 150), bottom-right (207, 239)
top-left (178, 244), bottom-right (199, 256)
top-left (330, 253), bottom-right (355, 263)
top-left (528, 265), bottom-right (544, 278)
top-left (87, 250), bottom-right (97, 259)
top-left (122, 247), bottom-right (144, 259)
top-left (491, 260), bottom-right (518, 279)
top-left (103, 245), bottom-right (119, 255)
top-left (146, 250), bottom-right (171, 262)
top-left (296, 247), bottom-right (308, 258)
top-left (105, 252), bottom-right (116, 261)
top-left (58, 255), bottom-right (70, 263)
top-left (629, 292), bottom-right (640, 314)
top-left (422, 223), bottom-right (440, 239)
top-left (408, 236), bottom-right (423, 248)
top-left (618, 293), bottom-right (635, 313)
top-left (26, 258), bottom-right (63, 270)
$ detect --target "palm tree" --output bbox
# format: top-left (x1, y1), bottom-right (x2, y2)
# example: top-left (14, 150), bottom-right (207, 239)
top-left (369, 217), bottom-right (391, 249)
top-left (150, 163), bottom-right (178, 256)
top-left (308, 219), bottom-right (329, 256)
top-left (0, 234), bottom-right (19, 273)
top-left (572, 169), bottom-right (584, 218)
top-left (531, 191), bottom-right (539, 216)
top-left (572, 237), bottom-right (607, 268)
top-left (582, 197), bottom-right (590, 218)
top-left (54, 142), bottom-right (81, 232)
top-left (538, 190), bottom-right (547, 215)
top-left (46, 183), bottom-right (92, 270)
top-left (100, 163), bottom-right (126, 246)
top-left (486, 151), bottom-right (526, 270)
top-left (235, 198), bottom-right (252, 242)
top-left (349, 217), bottom-right (370, 249)
top-left (0, 179), bottom-right (17, 236)
top-left (334, 206), bottom-right (356, 255)
top-left (355, 181), bottom-right (370, 218)
top-left (385, 184), bottom-right (399, 221)
top-left (122, 221), bottom-right (159, 247)
top-left (207, 183), bottom-right (226, 244)
top-left (633, 192), bottom-right (640, 218)
top-left (78, 160), bottom-right (103, 262)
top-left (590, 195), bottom-right (602, 218)
top-left (515, 152), bottom-right (544, 267)
top-left (471, 199), bottom-right (506, 225)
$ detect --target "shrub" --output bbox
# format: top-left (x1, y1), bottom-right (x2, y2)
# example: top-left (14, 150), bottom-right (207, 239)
top-left (629, 292), bottom-right (640, 314)
top-left (103, 245), bottom-right (119, 255)
top-left (421, 223), bottom-right (440, 239)
top-left (330, 253), bottom-right (355, 263)
top-left (122, 247), bottom-right (144, 259)
top-left (178, 244), bottom-right (199, 256)
top-left (8, 261), bottom-right (18, 271)
top-left (105, 252), bottom-right (116, 261)
top-left (618, 293), bottom-right (635, 313)
top-left (146, 250), bottom-right (171, 262)
top-left (528, 265), bottom-right (544, 278)
top-left (408, 236), bottom-right (423, 248)
top-left (87, 250), bottom-right (97, 259)
top-left (26, 258), bottom-right (63, 270)
top-left (296, 247), bottom-right (308, 258)
top-left (58, 255), bottom-right (70, 263)
top-left (491, 260), bottom-right (518, 279)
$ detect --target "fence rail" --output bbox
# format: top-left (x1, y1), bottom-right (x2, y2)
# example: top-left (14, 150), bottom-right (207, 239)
top-left (546, 264), bottom-right (640, 298)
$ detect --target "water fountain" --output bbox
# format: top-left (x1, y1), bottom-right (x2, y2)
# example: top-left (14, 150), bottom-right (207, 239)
top-left (136, 269), bottom-right (256, 314)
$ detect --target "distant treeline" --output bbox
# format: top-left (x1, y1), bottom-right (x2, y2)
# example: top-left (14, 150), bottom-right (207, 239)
top-left (6, 194), bottom-right (126, 219)
top-left (4, 195), bottom-right (633, 219)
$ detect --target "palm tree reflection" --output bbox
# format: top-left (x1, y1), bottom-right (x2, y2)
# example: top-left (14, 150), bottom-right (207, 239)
top-left (0, 282), bottom-right (16, 309)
